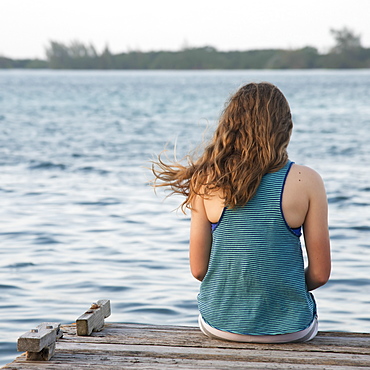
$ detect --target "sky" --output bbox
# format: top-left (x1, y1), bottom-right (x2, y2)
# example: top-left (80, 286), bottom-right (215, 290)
top-left (1, 0), bottom-right (370, 59)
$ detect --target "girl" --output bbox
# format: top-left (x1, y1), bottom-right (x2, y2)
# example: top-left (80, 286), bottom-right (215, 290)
top-left (152, 82), bottom-right (331, 343)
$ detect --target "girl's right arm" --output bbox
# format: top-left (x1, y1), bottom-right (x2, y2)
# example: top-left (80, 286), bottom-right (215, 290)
top-left (303, 168), bottom-right (331, 291)
top-left (189, 195), bottom-right (212, 281)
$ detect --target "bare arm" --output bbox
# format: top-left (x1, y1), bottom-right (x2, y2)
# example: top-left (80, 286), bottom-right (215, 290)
top-left (303, 169), bottom-right (331, 291)
top-left (189, 195), bottom-right (212, 281)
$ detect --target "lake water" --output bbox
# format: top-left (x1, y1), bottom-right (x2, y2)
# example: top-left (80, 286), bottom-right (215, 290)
top-left (0, 69), bottom-right (369, 365)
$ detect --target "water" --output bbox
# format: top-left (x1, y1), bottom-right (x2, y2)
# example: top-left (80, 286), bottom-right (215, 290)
top-left (0, 69), bottom-right (369, 365)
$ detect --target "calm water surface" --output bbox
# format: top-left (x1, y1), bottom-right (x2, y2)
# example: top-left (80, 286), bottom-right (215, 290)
top-left (0, 70), bottom-right (369, 365)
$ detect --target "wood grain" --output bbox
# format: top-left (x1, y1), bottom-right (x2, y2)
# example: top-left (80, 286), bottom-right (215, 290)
top-left (76, 300), bottom-right (111, 336)
top-left (17, 322), bottom-right (62, 353)
top-left (4, 323), bottom-right (370, 369)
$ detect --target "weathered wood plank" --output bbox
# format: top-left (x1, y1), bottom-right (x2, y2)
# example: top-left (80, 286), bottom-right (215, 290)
top-left (4, 353), bottom-right (367, 370)
top-left (52, 342), bottom-right (370, 367)
top-left (16, 322), bottom-right (63, 361)
top-left (25, 342), bottom-right (56, 361)
top-left (55, 324), bottom-right (370, 367)
top-left (60, 323), bottom-right (370, 355)
top-left (76, 300), bottom-right (111, 336)
top-left (3, 323), bottom-right (370, 369)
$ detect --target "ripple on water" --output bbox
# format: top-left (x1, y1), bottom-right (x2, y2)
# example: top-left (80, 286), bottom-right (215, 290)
top-left (4, 262), bottom-right (35, 269)
top-left (351, 226), bottom-right (370, 231)
top-left (328, 195), bottom-right (351, 203)
top-left (0, 284), bottom-right (23, 290)
top-left (330, 225), bottom-right (370, 230)
top-left (75, 199), bottom-right (121, 206)
top-left (97, 285), bottom-right (132, 293)
top-left (33, 236), bottom-right (61, 244)
top-left (23, 192), bottom-right (44, 196)
top-left (0, 188), bottom-right (15, 193)
top-left (48, 281), bottom-right (98, 290)
top-left (76, 166), bottom-right (110, 175)
top-left (28, 161), bottom-right (67, 171)
top-left (326, 278), bottom-right (370, 287)
top-left (138, 263), bottom-right (170, 270)
top-left (329, 234), bottom-right (357, 240)
top-left (126, 307), bottom-right (178, 316)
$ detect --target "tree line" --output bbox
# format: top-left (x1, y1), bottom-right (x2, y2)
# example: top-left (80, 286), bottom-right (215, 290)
top-left (1, 28), bottom-right (369, 69)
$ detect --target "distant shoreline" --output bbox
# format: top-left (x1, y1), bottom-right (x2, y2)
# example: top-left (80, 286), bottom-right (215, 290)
top-left (2, 36), bottom-right (370, 70)
top-left (2, 68), bottom-right (370, 72)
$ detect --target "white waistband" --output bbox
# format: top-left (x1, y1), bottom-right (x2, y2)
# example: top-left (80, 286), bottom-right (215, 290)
top-left (198, 315), bottom-right (318, 343)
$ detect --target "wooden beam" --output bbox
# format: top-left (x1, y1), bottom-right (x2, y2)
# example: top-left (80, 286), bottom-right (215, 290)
top-left (17, 322), bottom-right (63, 361)
top-left (76, 299), bottom-right (111, 336)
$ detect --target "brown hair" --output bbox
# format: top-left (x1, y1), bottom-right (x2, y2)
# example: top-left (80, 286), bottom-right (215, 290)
top-left (151, 82), bottom-right (293, 212)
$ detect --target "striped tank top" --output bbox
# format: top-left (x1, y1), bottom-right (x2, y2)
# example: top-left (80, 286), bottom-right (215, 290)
top-left (197, 160), bottom-right (316, 335)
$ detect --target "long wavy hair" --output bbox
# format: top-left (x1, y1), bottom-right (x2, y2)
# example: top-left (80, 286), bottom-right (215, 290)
top-left (151, 82), bottom-right (293, 212)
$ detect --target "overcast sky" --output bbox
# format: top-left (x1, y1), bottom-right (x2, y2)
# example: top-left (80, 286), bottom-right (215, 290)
top-left (1, 0), bottom-right (369, 59)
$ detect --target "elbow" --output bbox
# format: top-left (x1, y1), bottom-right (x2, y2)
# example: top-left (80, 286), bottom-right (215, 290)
top-left (315, 272), bottom-right (330, 288)
top-left (314, 267), bottom-right (331, 287)
top-left (191, 267), bottom-right (207, 282)
top-left (306, 267), bottom-right (331, 290)
top-left (318, 263), bottom-right (331, 286)
top-left (189, 255), bottom-right (209, 282)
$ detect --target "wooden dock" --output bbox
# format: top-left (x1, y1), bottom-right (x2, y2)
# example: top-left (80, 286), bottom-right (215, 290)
top-left (3, 323), bottom-right (370, 369)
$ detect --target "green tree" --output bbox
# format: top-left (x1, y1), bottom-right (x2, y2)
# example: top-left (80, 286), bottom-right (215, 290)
top-left (45, 40), bottom-right (99, 69)
top-left (330, 27), bottom-right (362, 54)
top-left (0, 56), bottom-right (13, 68)
top-left (99, 44), bottom-right (114, 68)
top-left (266, 48), bottom-right (319, 69)
top-left (325, 27), bottom-right (370, 68)
top-left (45, 41), bottom-right (71, 68)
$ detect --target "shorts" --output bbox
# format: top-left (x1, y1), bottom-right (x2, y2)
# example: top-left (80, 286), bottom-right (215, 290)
top-left (198, 314), bottom-right (318, 343)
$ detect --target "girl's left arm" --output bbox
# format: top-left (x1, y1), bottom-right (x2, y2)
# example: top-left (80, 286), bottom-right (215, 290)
top-left (189, 195), bottom-right (212, 281)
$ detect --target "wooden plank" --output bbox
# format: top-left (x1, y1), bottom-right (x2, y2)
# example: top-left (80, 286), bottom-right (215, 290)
top-left (76, 300), bottom-right (111, 336)
top-left (25, 342), bottom-right (56, 361)
top-left (3, 323), bottom-right (370, 369)
top-left (56, 324), bottom-right (370, 367)
top-left (4, 352), bottom-right (366, 369)
top-left (17, 322), bottom-right (62, 352)
top-left (52, 342), bottom-right (370, 367)
top-left (60, 323), bottom-right (370, 355)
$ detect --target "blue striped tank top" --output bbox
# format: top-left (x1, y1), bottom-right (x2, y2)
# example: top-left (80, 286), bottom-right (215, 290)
top-left (197, 160), bottom-right (316, 335)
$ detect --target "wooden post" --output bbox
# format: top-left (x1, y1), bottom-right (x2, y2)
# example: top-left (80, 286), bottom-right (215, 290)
top-left (76, 299), bottom-right (111, 336)
top-left (17, 322), bottom-right (63, 361)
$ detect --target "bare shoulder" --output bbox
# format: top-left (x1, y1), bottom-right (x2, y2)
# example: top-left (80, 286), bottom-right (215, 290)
top-left (202, 188), bottom-right (225, 223)
top-left (290, 164), bottom-right (325, 187)
top-left (289, 164), bottom-right (326, 199)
